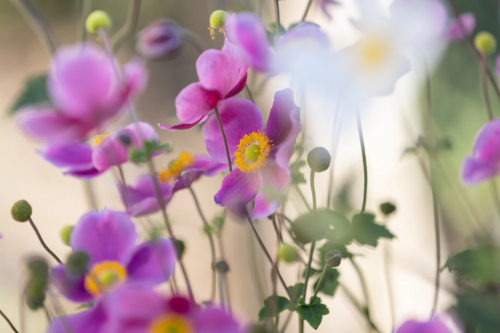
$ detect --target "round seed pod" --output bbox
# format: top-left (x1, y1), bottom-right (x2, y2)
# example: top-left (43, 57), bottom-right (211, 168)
top-left (307, 147), bottom-right (331, 173)
top-left (325, 249), bottom-right (342, 267)
top-left (11, 200), bottom-right (32, 222)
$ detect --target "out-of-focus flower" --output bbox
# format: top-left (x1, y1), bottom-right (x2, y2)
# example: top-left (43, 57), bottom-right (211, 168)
top-left (462, 119), bottom-right (500, 186)
top-left (159, 38), bottom-right (248, 131)
top-left (39, 122), bottom-right (158, 179)
top-left (396, 318), bottom-right (452, 333)
top-left (203, 89), bottom-right (300, 219)
top-left (319, 0), bottom-right (340, 20)
top-left (50, 209), bottom-right (176, 303)
top-left (120, 153), bottom-right (227, 216)
top-left (444, 12), bottom-right (476, 43)
top-left (17, 43), bottom-right (147, 144)
top-left (137, 20), bottom-right (184, 59)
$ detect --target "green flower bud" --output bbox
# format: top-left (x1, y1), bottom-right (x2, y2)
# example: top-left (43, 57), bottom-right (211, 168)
top-left (307, 147), bottom-right (331, 173)
top-left (26, 292), bottom-right (46, 311)
top-left (66, 251), bottom-right (90, 278)
top-left (325, 249), bottom-right (342, 267)
top-left (85, 10), bottom-right (112, 34)
top-left (60, 225), bottom-right (73, 246)
top-left (11, 200), bottom-right (32, 222)
top-left (173, 238), bottom-right (185, 260)
top-left (380, 202), bottom-right (396, 216)
top-left (215, 260), bottom-right (229, 273)
top-left (25, 256), bottom-right (49, 310)
top-left (277, 243), bottom-right (298, 263)
top-left (210, 10), bottom-right (227, 28)
top-left (474, 31), bottom-right (496, 55)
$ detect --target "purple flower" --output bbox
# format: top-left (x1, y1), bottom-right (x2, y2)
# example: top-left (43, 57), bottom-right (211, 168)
top-left (137, 19), bottom-right (184, 59)
top-left (203, 89), bottom-right (300, 219)
top-left (51, 209), bottom-right (176, 304)
top-left (39, 122), bottom-right (158, 179)
top-left (396, 318), bottom-right (452, 333)
top-left (120, 153), bottom-right (227, 216)
top-left (159, 38), bottom-right (248, 131)
top-left (17, 43), bottom-right (147, 144)
top-left (462, 119), bottom-right (500, 186)
top-left (444, 13), bottom-right (476, 43)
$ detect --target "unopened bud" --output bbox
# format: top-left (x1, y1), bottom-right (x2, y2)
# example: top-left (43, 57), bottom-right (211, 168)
top-left (173, 238), bottom-right (185, 260)
top-left (25, 256), bottom-right (49, 310)
top-left (380, 202), bottom-right (396, 216)
top-left (85, 10), bottom-right (112, 34)
top-left (215, 260), bottom-right (229, 273)
top-left (11, 200), bottom-right (32, 222)
top-left (474, 31), bottom-right (496, 55)
top-left (210, 10), bottom-right (227, 28)
top-left (66, 251), bottom-right (90, 277)
top-left (137, 20), bottom-right (184, 59)
top-left (277, 243), bottom-right (298, 263)
top-left (325, 249), bottom-right (342, 267)
top-left (60, 226), bottom-right (73, 246)
top-left (307, 147), bottom-right (331, 173)
top-left (118, 133), bottom-right (133, 146)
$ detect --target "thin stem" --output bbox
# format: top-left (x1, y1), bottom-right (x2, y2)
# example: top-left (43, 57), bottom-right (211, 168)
top-left (83, 180), bottom-right (98, 210)
top-left (245, 215), bottom-right (292, 300)
top-left (28, 218), bottom-right (62, 264)
top-left (182, 28), bottom-right (206, 55)
top-left (480, 54), bottom-right (494, 121)
top-left (111, 0), bottom-right (142, 52)
top-left (245, 84), bottom-right (256, 104)
top-left (273, 0), bottom-right (280, 31)
top-left (78, 0), bottom-right (91, 41)
top-left (383, 242), bottom-right (395, 332)
top-left (271, 214), bottom-right (283, 243)
top-left (248, 226), bottom-right (268, 303)
top-left (214, 106), bottom-right (233, 172)
top-left (327, 99), bottom-right (342, 209)
top-left (310, 265), bottom-right (329, 304)
top-left (293, 185), bottom-right (312, 212)
top-left (349, 258), bottom-right (372, 332)
top-left (117, 166), bottom-right (129, 210)
top-left (0, 310), bottom-right (19, 333)
top-left (430, 190), bottom-right (440, 317)
top-left (218, 271), bottom-right (226, 310)
top-left (340, 283), bottom-right (381, 333)
top-left (188, 187), bottom-right (217, 302)
top-left (279, 311), bottom-right (293, 333)
top-left (301, 0), bottom-right (314, 22)
top-left (356, 112), bottom-right (368, 213)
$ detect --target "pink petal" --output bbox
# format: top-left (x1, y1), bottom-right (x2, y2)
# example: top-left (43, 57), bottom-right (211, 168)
top-left (265, 89), bottom-right (300, 148)
top-left (40, 142), bottom-right (93, 169)
top-left (445, 12), bottom-right (475, 43)
top-left (47, 302), bottom-right (107, 333)
top-left (175, 83), bottom-right (222, 124)
top-left (214, 169), bottom-right (261, 208)
top-left (472, 119), bottom-right (500, 164)
top-left (194, 307), bottom-right (243, 333)
top-left (462, 157), bottom-right (500, 186)
top-left (159, 115), bottom-right (208, 131)
top-left (251, 160), bottom-right (290, 219)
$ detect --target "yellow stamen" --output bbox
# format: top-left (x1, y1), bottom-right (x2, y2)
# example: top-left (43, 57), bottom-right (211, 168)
top-left (84, 261), bottom-right (127, 296)
top-left (234, 131), bottom-right (272, 173)
top-left (207, 26), bottom-right (225, 40)
top-left (149, 314), bottom-right (193, 333)
top-left (159, 152), bottom-right (195, 184)
top-left (91, 132), bottom-right (113, 147)
top-left (358, 37), bottom-right (389, 69)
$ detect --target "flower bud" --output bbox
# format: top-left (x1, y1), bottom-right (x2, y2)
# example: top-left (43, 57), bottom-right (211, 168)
top-left (210, 10), bottom-right (227, 28)
top-left (137, 20), bottom-right (184, 59)
top-left (215, 260), bottom-right (229, 273)
top-left (380, 202), bottom-right (396, 216)
top-left (118, 132), bottom-right (133, 146)
top-left (85, 10), bottom-right (112, 34)
top-left (60, 225), bottom-right (73, 246)
top-left (25, 256), bottom-right (48, 310)
top-left (11, 200), bottom-right (32, 222)
top-left (173, 238), bottom-right (185, 260)
top-left (248, 324), bottom-right (270, 333)
top-left (474, 31), bottom-right (496, 55)
top-left (325, 249), bottom-right (342, 267)
top-left (66, 251), bottom-right (90, 278)
top-left (277, 243), bottom-right (298, 263)
top-left (307, 147), bottom-right (331, 173)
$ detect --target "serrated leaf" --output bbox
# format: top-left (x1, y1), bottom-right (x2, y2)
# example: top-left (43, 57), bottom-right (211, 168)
top-left (313, 269), bottom-right (339, 297)
top-left (9, 75), bottom-right (50, 116)
top-left (288, 283), bottom-right (304, 305)
top-left (350, 213), bottom-right (395, 247)
top-left (444, 244), bottom-right (500, 283)
top-left (297, 298), bottom-right (330, 329)
top-left (258, 296), bottom-right (291, 322)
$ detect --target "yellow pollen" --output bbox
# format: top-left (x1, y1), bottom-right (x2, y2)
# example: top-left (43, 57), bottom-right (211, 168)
top-left (159, 152), bottom-right (195, 184)
top-left (358, 37), bottom-right (389, 69)
top-left (234, 131), bottom-right (272, 173)
top-left (208, 26), bottom-right (225, 40)
top-left (149, 314), bottom-right (193, 333)
top-left (92, 132), bottom-right (113, 147)
top-left (84, 261), bottom-right (127, 296)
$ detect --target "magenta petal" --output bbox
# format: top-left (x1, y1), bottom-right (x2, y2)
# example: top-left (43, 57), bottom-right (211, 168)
top-left (396, 318), bottom-right (451, 333)
top-left (251, 161), bottom-right (290, 219)
top-left (214, 169), bottom-right (260, 208)
top-left (159, 115), bottom-right (208, 131)
top-left (122, 174), bottom-right (173, 217)
top-left (51, 265), bottom-right (93, 303)
top-left (196, 50), bottom-right (240, 97)
top-left (189, 155), bottom-right (229, 176)
top-left (202, 98), bottom-right (263, 164)
top-left (123, 60), bottom-right (149, 99)
top-left (472, 119), bottom-right (500, 163)
top-left (172, 170), bottom-right (206, 192)
top-left (40, 142), bottom-right (93, 168)
top-left (445, 12), bottom-right (475, 43)
top-left (175, 83), bottom-right (222, 124)
top-left (226, 12), bottom-right (272, 72)
top-left (225, 73), bottom-right (247, 99)
top-left (265, 89), bottom-right (300, 148)
top-left (194, 307), bottom-right (242, 333)
top-left (47, 302), bottom-right (107, 333)
top-left (462, 157), bottom-right (500, 186)
top-left (70, 209), bottom-right (138, 266)
top-left (65, 166), bottom-right (104, 179)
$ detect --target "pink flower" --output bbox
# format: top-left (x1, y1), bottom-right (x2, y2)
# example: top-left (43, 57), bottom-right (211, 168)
top-left (396, 318), bottom-right (452, 333)
top-left (444, 12), bottom-right (475, 43)
top-left (159, 38), bottom-right (248, 131)
top-left (137, 19), bottom-right (184, 59)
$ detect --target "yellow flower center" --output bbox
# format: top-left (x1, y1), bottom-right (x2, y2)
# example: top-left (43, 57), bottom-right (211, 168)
top-left (357, 37), bottom-right (389, 69)
top-left (91, 132), bottom-right (113, 147)
top-left (159, 152), bottom-right (195, 184)
top-left (84, 261), bottom-right (127, 296)
top-left (149, 314), bottom-right (193, 333)
top-left (234, 131), bottom-right (272, 173)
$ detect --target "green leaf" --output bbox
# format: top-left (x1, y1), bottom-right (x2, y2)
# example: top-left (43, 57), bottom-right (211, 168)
top-left (266, 23), bottom-right (286, 46)
top-left (258, 296), bottom-right (291, 322)
top-left (291, 212), bottom-right (329, 244)
top-left (288, 283), bottom-right (304, 306)
top-left (313, 269), bottom-right (339, 297)
top-left (350, 213), bottom-right (395, 247)
top-left (9, 75), bottom-right (50, 116)
top-left (319, 241), bottom-right (351, 265)
top-left (297, 298), bottom-right (330, 330)
top-left (290, 160), bottom-right (307, 184)
top-left (444, 244), bottom-right (500, 283)
top-left (455, 292), bottom-right (500, 333)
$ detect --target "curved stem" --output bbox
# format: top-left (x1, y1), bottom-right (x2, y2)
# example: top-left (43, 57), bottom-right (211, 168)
top-left (0, 310), bottom-right (19, 333)
top-left (383, 242), bottom-right (395, 332)
top-left (78, 0), bottom-right (91, 41)
top-left (310, 265), bottom-right (329, 304)
top-left (350, 257), bottom-right (372, 333)
top-left (327, 99), bottom-right (342, 209)
top-left (273, 0), bottom-right (280, 31)
top-left (83, 180), bottom-right (98, 210)
top-left (480, 54), bottom-right (494, 121)
top-left (183, 28), bottom-right (206, 55)
top-left (111, 0), bottom-right (142, 52)
top-left (301, 0), bottom-right (314, 22)
top-left (356, 112), bottom-right (368, 213)
top-left (214, 106), bottom-right (233, 172)
top-left (28, 218), bottom-right (62, 264)
top-left (188, 187), bottom-right (217, 302)
top-left (340, 283), bottom-right (381, 333)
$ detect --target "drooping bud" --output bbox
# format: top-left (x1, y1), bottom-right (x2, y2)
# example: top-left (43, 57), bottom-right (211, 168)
top-left (118, 132), bottom-right (133, 146)
top-left (307, 147), bottom-right (331, 173)
top-left (210, 10), bottom-right (227, 28)
top-left (173, 238), bottom-right (185, 260)
top-left (136, 20), bottom-right (184, 60)
top-left (380, 202), bottom-right (396, 216)
top-left (25, 256), bottom-right (49, 310)
top-left (11, 200), bottom-right (32, 222)
top-left (277, 243), bottom-right (298, 263)
top-left (474, 31), bottom-right (496, 55)
top-left (325, 249), bottom-right (342, 267)
top-left (215, 260), bottom-right (229, 273)
top-left (60, 225), bottom-right (73, 246)
top-left (66, 251), bottom-right (90, 278)
top-left (85, 10), bottom-right (112, 34)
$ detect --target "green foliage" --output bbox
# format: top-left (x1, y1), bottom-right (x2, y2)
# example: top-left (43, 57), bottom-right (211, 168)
top-left (297, 297), bottom-right (330, 330)
top-left (8, 75), bottom-right (50, 116)
top-left (455, 292), bottom-right (500, 333)
top-left (288, 283), bottom-right (304, 306)
top-left (266, 23), bottom-right (286, 46)
top-left (350, 213), bottom-right (395, 247)
top-left (291, 210), bottom-right (330, 244)
top-left (313, 269), bottom-right (339, 296)
top-left (258, 296), bottom-right (291, 321)
top-left (445, 244), bottom-right (500, 283)
top-left (128, 141), bottom-right (172, 164)
top-left (290, 160), bottom-right (307, 185)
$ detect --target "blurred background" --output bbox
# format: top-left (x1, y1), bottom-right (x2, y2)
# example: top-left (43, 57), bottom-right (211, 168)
top-left (0, 0), bottom-right (497, 332)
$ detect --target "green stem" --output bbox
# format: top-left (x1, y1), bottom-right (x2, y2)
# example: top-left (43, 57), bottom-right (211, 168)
top-left (356, 112), bottom-right (368, 213)
top-left (301, 0), bottom-right (313, 22)
top-left (78, 0), bottom-right (91, 41)
top-left (214, 106), bottom-right (233, 172)
top-left (294, 185), bottom-right (312, 212)
top-left (350, 257), bottom-right (372, 333)
top-left (111, 0), bottom-right (142, 52)
top-left (0, 310), bottom-right (18, 333)
top-left (273, 0), bottom-right (280, 32)
top-left (340, 284), bottom-right (380, 333)
top-left (310, 265), bottom-right (329, 304)
top-left (28, 218), bottom-right (62, 264)
top-left (83, 180), bottom-right (98, 210)
top-left (327, 99), bottom-right (342, 209)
